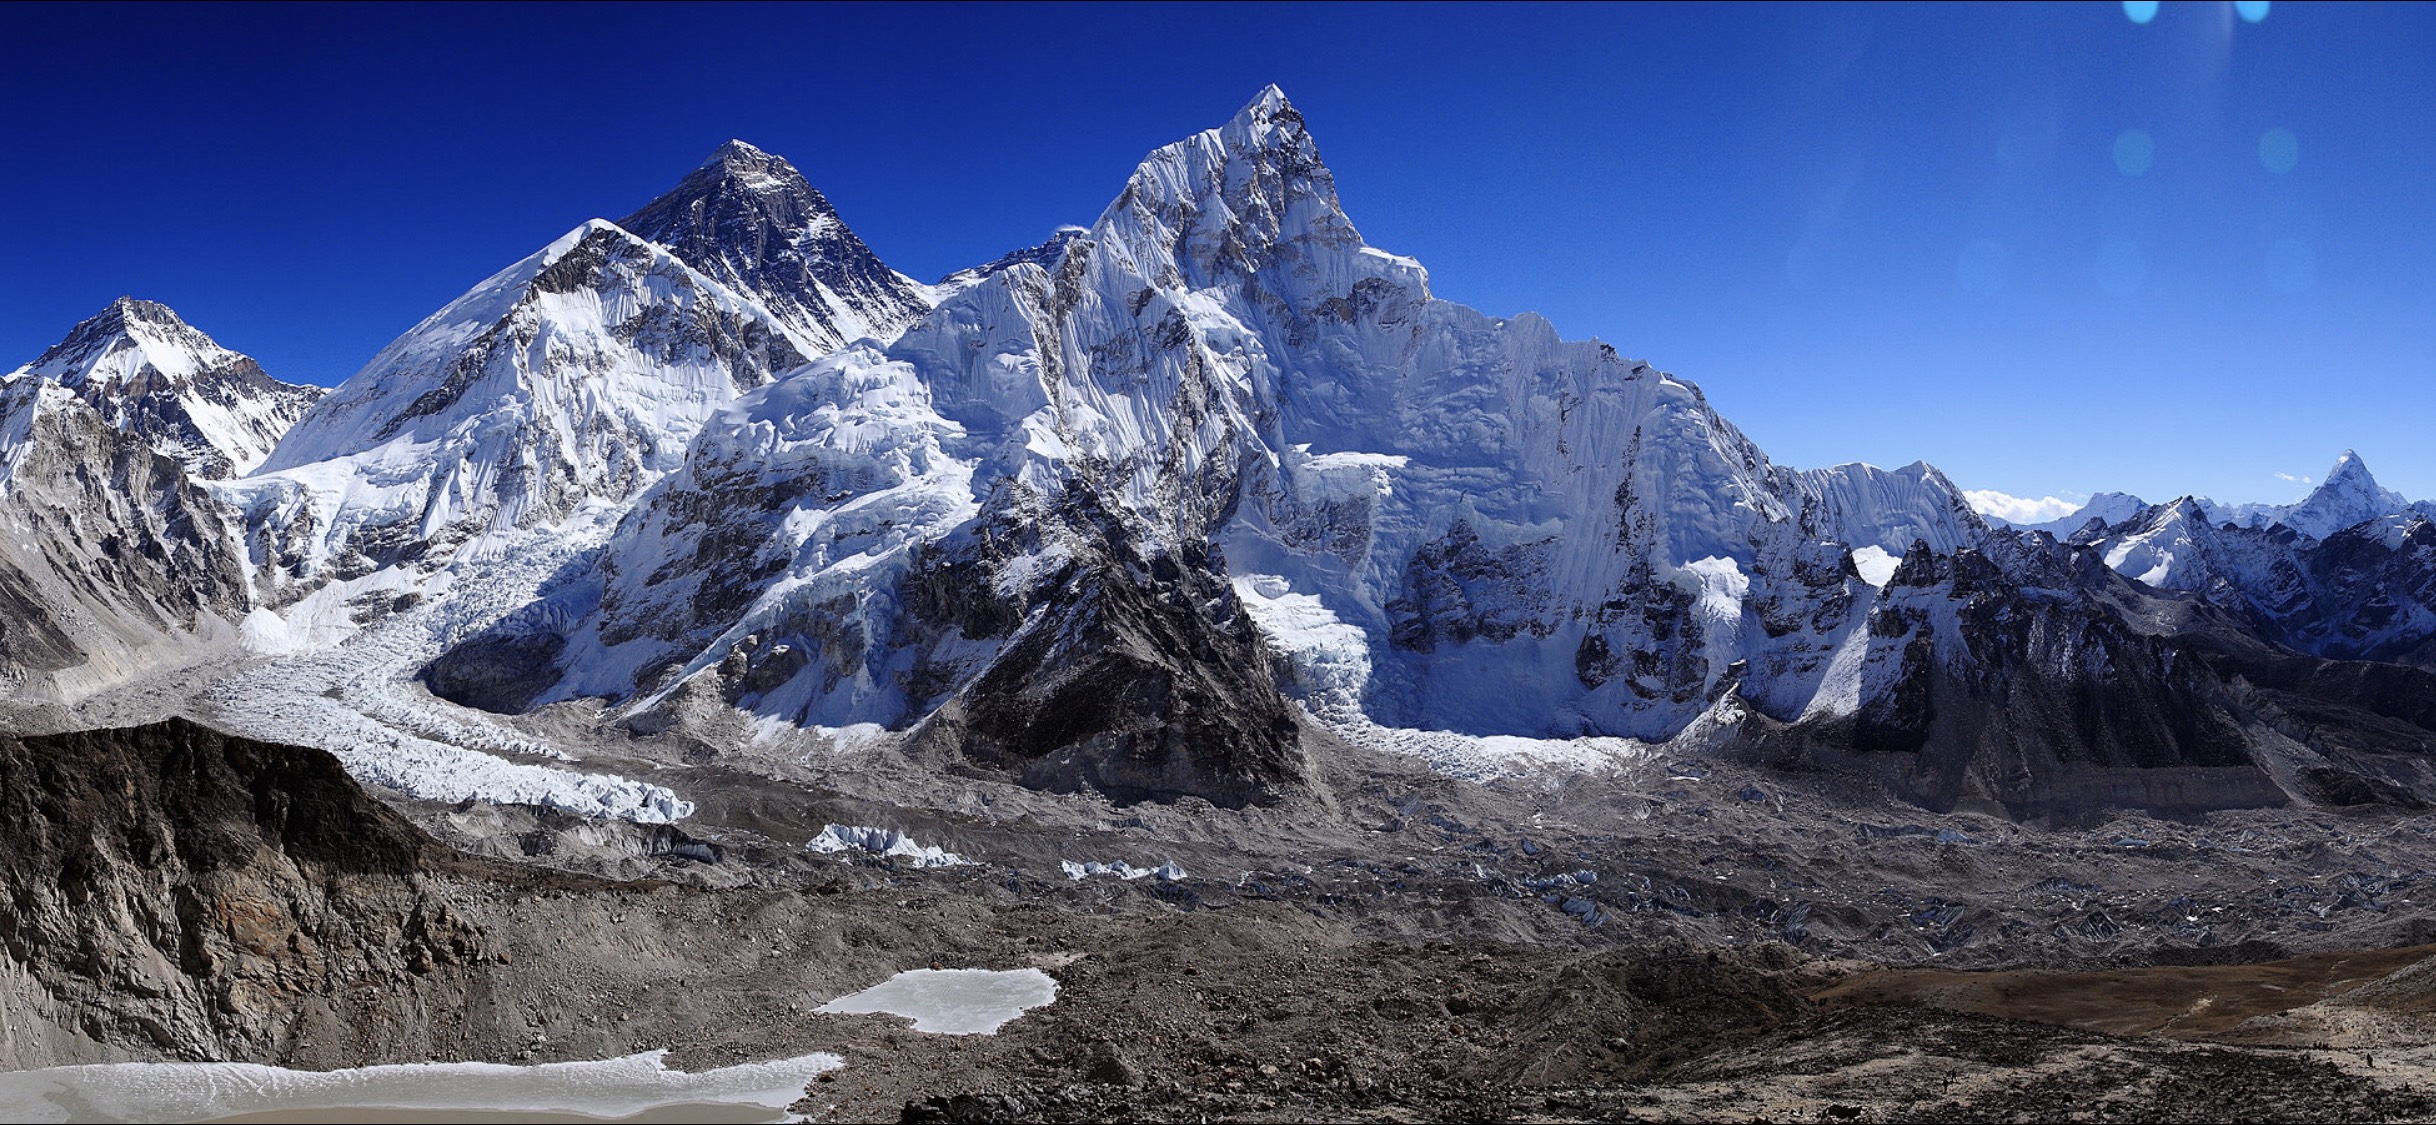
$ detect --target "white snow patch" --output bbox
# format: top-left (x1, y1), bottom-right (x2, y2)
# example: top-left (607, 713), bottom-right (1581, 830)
top-left (816, 968), bottom-right (1058, 1035)
top-left (2106, 529), bottom-right (2182, 588)
top-left (805, 824), bottom-right (971, 868)
top-left (1850, 545), bottom-right (1900, 588)
top-left (1232, 574), bottom-right (1371, 718)
top-left (1678, 556), bottom-right (1750, 697)
top-left (0, 1050), bottom-right (841, 1124)
top-left (234, 608), bottom-right (304, 656)
top-left (1060, 859), bottom-right (1187, 881)
top-left (1680, 556), bottom-right (1749, 619)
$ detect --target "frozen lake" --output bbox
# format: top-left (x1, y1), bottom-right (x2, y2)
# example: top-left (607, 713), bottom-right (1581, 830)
top-left (815, 967), bottom-right (1060, 1034)
top-left (0, 1050), bottom-right (840, 1124)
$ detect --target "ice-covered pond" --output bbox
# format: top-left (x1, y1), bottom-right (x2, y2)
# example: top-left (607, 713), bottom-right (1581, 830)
top-left (815, 967), bottom-right (1059, 1035)
top-left (0, 1049), bottom-right (840, 1124)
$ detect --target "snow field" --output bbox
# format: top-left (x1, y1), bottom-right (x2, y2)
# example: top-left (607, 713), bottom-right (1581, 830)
top-left (815, 968), bottom-right (1059, 1035)
top-left (0, 1050), bottom-right (842, 1124)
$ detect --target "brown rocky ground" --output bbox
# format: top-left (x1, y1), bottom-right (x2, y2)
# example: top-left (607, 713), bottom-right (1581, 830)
top-left (7, 718), bottom-right (2436, 1123)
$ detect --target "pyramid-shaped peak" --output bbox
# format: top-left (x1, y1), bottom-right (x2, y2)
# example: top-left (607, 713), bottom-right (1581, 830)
top-left (702, 138), bottom-right (789, 174)
top-left (2309, 450), bottom-right (2394, 502)
top-left (83, 295), bottom-right (189, 333)
top-left (2282, 449), bottom-right (2411, 539)
top-left (9, 295), bottom-right (318, 478)
top-left (616, 136), bottom-right (927, 353)
top-left (711, 138), bottom-right (770, 160)
top-left (25, 297), bottom-right (232, 382)
top-left (1223, 84), bottom-right (1310, 145)
top-left (1238, 84), bottom-right (1293, 120)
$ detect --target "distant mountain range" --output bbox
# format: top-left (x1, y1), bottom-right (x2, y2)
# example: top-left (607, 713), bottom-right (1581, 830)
top-left (3, 87), bottom-right (2429, 823)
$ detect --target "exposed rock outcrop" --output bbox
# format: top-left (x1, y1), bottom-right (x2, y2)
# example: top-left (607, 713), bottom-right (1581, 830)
top-left (0, 719), bottom-right (490, 1066)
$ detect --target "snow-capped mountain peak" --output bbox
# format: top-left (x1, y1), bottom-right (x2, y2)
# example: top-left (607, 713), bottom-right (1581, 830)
top-left (442, 85), bottom-right (1988, 756)
top-left (3, 297), bottom-right (320, 478)
top-left (7, 85), bottom-right (2432, 825)
top-left (252, 217), bottom-right (815, 575)
top-left (1231, 84), bottom-right (1297, 139)
top-left (2282, 449), bottom-right (2410, 540)
top-left (19, 296), bottom-right (217, 384)
top-left (704, 138), bottom-right (782, 176)
top-left (617, 140), bottom-right (931, 351)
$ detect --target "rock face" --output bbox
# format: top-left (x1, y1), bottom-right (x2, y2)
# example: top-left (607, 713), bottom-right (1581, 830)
top-left (4, 297), bottom-right (321, 479)
top-left (0, 719), bottom-right (487, 1065)
top-left (908, 507), bottom-right (1305, 808)
top-left (619, 140), bottom-right (933, 353)
top-left (1756, 540), bottom-right (2288, 823)
top-left (0, 380), bottom-right (254, 698)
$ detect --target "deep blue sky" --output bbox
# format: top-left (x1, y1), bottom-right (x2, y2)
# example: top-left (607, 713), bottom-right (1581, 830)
top-left (3, 2), bottom-right (2430, 510)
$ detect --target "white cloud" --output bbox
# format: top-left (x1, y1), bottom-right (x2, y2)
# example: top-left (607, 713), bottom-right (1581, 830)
top-left (2274, 472), bottom-right (2313, 485)
top-left (1963, 489), bottom-right (2082, 525)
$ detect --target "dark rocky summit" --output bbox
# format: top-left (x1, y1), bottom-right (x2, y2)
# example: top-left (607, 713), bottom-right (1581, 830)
top-left (912, 521), bottom-right (1304, 809)
top-left (620, 139), bottom-right (932, 351)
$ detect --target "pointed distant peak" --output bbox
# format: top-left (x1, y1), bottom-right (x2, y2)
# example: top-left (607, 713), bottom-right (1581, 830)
top-left (2307, 450), bottom-right (2391, 503)
top-left (1225, 83), bottom-right (1308, 141)
top-left (1239, 84), bottom-right (1293, 120)
top-left (1196, 84), bottom-right (1328, 190)
top-left (36, 297), bottom-right (219, 367)
top-left (701, 138), bottom-right (791, 175)
top-left (2276, 449), bottom-right (2410, 538)
top-left (709, 138), bottom-right (771, 162)
top-left (680, 138), bottom-right (812, 198)
top-left (87, 295), bottom-right (187, 332)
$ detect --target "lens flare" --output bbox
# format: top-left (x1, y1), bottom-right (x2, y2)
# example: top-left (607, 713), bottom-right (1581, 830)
top-left (2258, 128), bottom-right (2299, 174)
top-left (2112, 129), bottom-right (2156, 176)
top-left (2122, 0), bottom-right (2160, 24)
